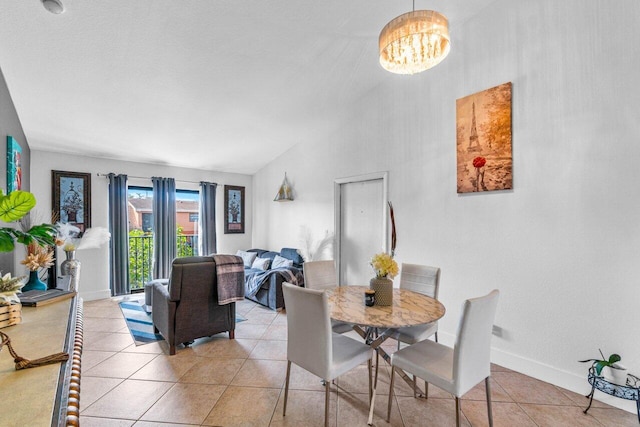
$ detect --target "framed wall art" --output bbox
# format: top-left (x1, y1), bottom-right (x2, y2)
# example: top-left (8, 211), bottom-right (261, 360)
top-left (6, 136), bottom-right (22, 193)
top-left (456, 82), bottom-right (513, 193)
top-left (224, 185), bottom-right (245, 234)
top-left (52, 170), bottom-right (91, 234)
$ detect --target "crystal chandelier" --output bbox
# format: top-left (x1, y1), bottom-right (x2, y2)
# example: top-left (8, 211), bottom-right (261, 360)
top-left (379, 6), bottom-right (450, 75)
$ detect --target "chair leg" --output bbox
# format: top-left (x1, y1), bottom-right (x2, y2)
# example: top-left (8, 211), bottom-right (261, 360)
top-left (325, 378), bottom-right (330, 427)
top-left (413, 375), bottom-right (417, 399)
top-left (229, 330), bottom-right (235, 339)
top-left (387, 366), bottom-right (396, 422)
top-left (283, 361), bottom-right (291, 416)
top-left (485, 377), bottom-right (494, 427)
top-left (374, 350), bottom-right (379, 388)
top-left (455, 396), bottom-right (461, 427)
top-left (425, 381), bottom-right (429, 399)
top-left (169, 344), bottom-right (175, 355)
top-left (368, 358), bottom-right (373, 403)
top-left (435, 331), bottom-right (439, 343)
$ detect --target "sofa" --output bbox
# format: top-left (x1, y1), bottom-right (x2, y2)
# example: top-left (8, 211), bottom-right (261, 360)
top-left (238, 248), bottom-right (304, 310)
top-left (150, 256), bottom-right (242, 355)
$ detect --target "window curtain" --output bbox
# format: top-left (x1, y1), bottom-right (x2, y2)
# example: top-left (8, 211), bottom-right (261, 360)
top-left (198, 181), bottom-right (217, 255)
top-left (107, 173), bottom-right (129, 296)
top-left (152, 177), bottom-right (176, 279)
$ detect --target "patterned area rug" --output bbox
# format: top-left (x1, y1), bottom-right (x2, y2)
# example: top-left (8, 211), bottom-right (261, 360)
top-left (119, 298), bottom-right (247, 346)
top-left (119, 299), bottom-right (163, 345)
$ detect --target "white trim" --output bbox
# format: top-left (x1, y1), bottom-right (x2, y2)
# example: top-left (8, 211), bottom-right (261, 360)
top-left (334, 172), bottom-right (389, 285)
top-left (79, 289), bottom-right (112, 301)
top-left (438, 331), bottom-right (636, 414)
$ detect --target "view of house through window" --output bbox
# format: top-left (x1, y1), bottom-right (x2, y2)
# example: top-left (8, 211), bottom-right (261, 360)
top-left (128, 186), bottom-right (200, 290)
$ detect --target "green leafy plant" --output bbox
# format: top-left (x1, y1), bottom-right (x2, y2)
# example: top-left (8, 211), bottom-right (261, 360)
top-left (579, 349), bottom-right (622, 376)
top-left (0, 190), bottom-right (57, 252)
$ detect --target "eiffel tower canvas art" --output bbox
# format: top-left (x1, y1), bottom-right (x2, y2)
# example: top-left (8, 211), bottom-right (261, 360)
top-left (456, 82), bottom-right (513, 193)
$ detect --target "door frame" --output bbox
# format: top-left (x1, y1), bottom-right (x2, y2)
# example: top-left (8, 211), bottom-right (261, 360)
top-left (334, 171), bottom-right (388, 285)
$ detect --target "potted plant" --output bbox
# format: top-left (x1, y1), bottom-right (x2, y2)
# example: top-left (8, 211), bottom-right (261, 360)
top-left (0, 190), bottom-right (56, 252)
top-left (580, 349), bottom-right (628, 385)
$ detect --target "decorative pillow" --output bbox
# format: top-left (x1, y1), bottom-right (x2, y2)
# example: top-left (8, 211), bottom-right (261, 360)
top-left (251, 257), bottom-right (271, 271)
top-left (272, 254), bottom-right (293, 268)
top-left (236, 250), bottom-right (257, 268)
top-left (280, 248), bottom-right (304, 265)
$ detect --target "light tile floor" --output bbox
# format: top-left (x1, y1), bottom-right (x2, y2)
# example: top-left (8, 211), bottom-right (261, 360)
top-left (80, 298), bottom-right (637, 426)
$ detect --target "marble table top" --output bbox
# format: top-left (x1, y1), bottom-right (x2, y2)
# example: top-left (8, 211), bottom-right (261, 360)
top-left (326, 285), bottom-right (446, 329)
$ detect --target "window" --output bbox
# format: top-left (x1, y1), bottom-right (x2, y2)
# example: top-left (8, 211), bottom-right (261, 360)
top-left (127, 186), bottom-right (200, 290)
top-left (141, 213), bottom-right (153, 232)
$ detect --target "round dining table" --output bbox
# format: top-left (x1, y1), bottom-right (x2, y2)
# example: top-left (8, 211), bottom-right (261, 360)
top-left (325, 285), bottom-right (446, 425)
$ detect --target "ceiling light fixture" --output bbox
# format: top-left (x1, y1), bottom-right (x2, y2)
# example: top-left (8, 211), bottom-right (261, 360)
top-left (42, 0), bottom-right (65, 14)
top-left (274, 173), bottom-right (293, 202)
top-left (379, 1), bottom-right (450, 75)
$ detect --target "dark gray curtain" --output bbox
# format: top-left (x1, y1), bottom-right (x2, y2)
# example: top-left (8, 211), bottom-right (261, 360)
top-left (199, 181), bottom-right (217, 255)
top-left (108, 173), bottom-right (129, 296)
top-left (152, 177), bottom-right (176, 279)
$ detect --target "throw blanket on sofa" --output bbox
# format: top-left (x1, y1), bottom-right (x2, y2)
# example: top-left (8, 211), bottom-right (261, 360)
top-left (213, 254), bottom-right (245, 305)
top-left (245, 267), bottom-right (304, 298)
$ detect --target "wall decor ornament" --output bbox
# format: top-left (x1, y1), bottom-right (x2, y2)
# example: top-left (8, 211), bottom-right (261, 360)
top-left (52, 170), bottom-right (91, 234)
top-left (456, 82), bottom-right (513, 193)
top-left (224, 185), bottom-right (245, 234)
top-left (6, 136), bottom-right (22, 193)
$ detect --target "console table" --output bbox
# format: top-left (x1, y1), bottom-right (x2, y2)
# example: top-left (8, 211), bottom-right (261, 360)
top-left (0, 296), bottom-right (83, 426)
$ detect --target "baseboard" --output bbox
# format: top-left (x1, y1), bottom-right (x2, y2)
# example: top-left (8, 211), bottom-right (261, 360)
top-left (79, 288), bottom-right (111, 301)
top-left (438, 331), bottom-right (636, 414)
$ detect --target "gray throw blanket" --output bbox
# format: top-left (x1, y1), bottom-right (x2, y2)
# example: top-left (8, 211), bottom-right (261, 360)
top-left (245, 267), bottom-right (304, 298)
top-left (213, 254), bottom-right (245, 305)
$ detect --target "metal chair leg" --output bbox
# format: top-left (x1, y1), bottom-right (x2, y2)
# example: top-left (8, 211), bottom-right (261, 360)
top-left (425, 381), bottom-right (429, 399)
top-left (486, 377), bottom-right (494, 427)
top-left (283, 361), bottom-right (291, 416)
top-left (455, 396), bottom-right (461, 427)
top-left (325, 378), bottom-right (330, 427)
top-left (413, 375), bottom-right (417, 398)
top-left (387, 366), bottom-right (396, 422)
top-left (374, 350), bottom-right (379, 388)
top-left (368, 358), bottom-right (373, 403)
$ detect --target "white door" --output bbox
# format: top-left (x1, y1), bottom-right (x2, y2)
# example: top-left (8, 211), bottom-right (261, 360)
top-left (335, 173), bottom-right (388, 286)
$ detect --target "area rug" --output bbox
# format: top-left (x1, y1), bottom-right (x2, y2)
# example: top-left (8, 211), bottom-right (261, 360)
top-left (119, 298), bottom-right (247, 346)
top-left (119, 299), bottom-right (163, 345)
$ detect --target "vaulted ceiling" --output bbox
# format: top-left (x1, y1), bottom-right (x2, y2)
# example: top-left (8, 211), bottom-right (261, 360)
top-left (0, 0), bottom-right (494, 174)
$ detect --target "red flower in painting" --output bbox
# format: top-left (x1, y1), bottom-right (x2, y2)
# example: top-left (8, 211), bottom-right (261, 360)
top-left (473, 156), bottom-right (486, 168)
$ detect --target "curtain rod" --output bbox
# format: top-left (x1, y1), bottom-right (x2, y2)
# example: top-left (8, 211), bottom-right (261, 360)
top-left (96, 173), bottom-right (216, 186)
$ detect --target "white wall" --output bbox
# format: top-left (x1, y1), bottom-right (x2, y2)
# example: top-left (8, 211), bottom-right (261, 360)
top-left (31, 150), bottom-right (252, 301)
top-left (253, 0), bottom-right (640, 412)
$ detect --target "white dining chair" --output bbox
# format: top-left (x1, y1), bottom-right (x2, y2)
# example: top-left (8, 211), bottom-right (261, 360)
top-left (303, 260), bottom-right (353, 334)
top-left (388, 263), bottom-right (441, 396)
top-left (282, 282), bottom-right (373, 427)
top-left (392, 263), bottom-right (441, 345)
top-left (387, 289), bottom-right (500, 427)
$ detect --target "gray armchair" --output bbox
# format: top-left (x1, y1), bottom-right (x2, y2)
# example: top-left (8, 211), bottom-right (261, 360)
top-left (151, 256), bottom-right (237, 355)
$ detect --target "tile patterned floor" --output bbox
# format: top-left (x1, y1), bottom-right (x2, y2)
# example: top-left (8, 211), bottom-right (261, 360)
top-left (80, 298), bottom-right (637, 426)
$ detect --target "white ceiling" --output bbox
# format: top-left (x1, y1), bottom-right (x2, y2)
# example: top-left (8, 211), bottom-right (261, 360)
top-left (0, 0), bottom-right (494, 174)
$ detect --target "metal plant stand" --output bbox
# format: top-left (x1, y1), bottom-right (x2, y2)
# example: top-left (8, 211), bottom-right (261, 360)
top-left (584, 367), bottom-right (640, 423)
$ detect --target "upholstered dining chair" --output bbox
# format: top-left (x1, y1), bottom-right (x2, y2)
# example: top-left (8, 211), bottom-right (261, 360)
top-left (388, 263), bottom-right (441, 396)
top-left (282, 282), bottom-right (372, 427)
top-left (303, 260), bottom-right (353, 334)
top-left (386, 289), bottom-right (500, 427)
top-left (392, 263), bottom-right (441, 346)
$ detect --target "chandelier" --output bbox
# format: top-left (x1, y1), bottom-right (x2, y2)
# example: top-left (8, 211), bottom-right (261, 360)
top-left (379, 7), bottom-right (450, 75)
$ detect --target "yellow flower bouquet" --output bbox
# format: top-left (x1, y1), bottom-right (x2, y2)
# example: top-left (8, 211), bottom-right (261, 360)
top-left (370, 252), bottom-right (398, 279)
